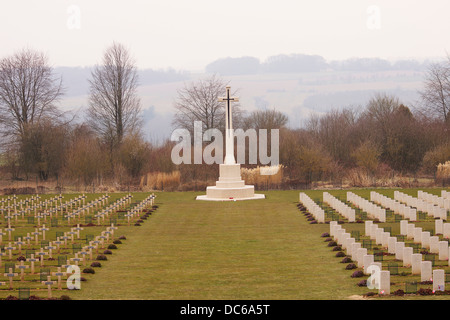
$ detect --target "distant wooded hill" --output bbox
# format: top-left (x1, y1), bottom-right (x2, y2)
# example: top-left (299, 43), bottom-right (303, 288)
top-left (205, 54), bottom-right (431, 76)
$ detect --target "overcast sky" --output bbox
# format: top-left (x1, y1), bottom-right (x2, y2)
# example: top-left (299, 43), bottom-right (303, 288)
top-left (1, 1), bottom-right (449, 71)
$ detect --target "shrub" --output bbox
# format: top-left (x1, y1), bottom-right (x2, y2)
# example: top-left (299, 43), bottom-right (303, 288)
top-left (321, 232), bottom-right (330, 238)
top-left (392, 289), bottom-right (405, 296)
top-left (113, 240), bottom-right (122, 244)
top-left (107, 244), bottom-right (117, 250)
top-left (5, 295), bottom-right (18, 300)
top-left (357, 280), bottom-right (367, 287)
top-left (91, 262), bottom-right (102, 268)
top-left (335, 252), bottom-right (346, 257)
top-left (59, 295), bottom-right (72, 300)
top-left (324, 237), bottom-right (332, 242)
top-left (345, 263), bottom-right (357, 270)
top-left (341, 257), bottom-right (352, 263)
top-left (332, 246), bottom-right (343, 251)
top-left (82, 268), bottom-right (95, 274)
top-left (96, 254), bottom-right (107, 261)
top-left (16, 256), bottom-right (26, 261)
top-left (103, 250), bottom-right (112, 254)
top-left (119, 236), bottom-right (127, 240)
top-left (351, 270), bottom-right (364, 278)
top-left (327, 241), bottom-right (337, 247)
top-left (309, 220), bottom-right (318, 224)
top-left (418, 288), bottom-right (433, 296)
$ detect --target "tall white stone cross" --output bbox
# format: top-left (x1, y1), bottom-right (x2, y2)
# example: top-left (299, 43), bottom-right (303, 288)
top-left (218, 86), bottom-right (239, 165)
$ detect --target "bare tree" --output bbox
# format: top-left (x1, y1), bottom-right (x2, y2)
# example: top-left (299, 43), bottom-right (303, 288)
top-left (0, 48), bottom-right (64, 142)
top-left (172, 74), bottom-right (243, 134)
top-left (243, 108), bottom-right (288, 130)
top-left (420, 61), bottom-right (450, 122)
top-left (88, 42), bottom-right (142, 147)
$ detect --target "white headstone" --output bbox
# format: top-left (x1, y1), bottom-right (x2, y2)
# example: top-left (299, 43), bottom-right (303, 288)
top-left (363, 255), bottom-right (375, 274)
top-left (413, 227), bottom-right (423, 244)
top-left (351, 242), bottom-right (361, 258)
top-left (395, 242), bottom-right (405, 260)
top-left (443, 223), bottom-right (450, 239)
top-left (421, 261), bottom-right (432, 282)
top-left (365, 220), bottom-right (373, 237)
top-left (438, 241), bottom-right (449, 260)
top-left (345, 238), bottom-right (355, 254)
top-left (403, 247), bottom-right (413, 267)
top-left (379, 270), bottom-right (390, 295)
top-left (388, 237), bottom-right (397, 254)
top-left (370, 225), bottom-right (378, 241)
top-left (430, 236), bottom-right (440, 254)
top-left (407, 224), bottom-right (415, 239)
top-left (400, 220), bottom-right (408, 235)
top-left (382, 232), bottom-right (390, 248)
top-left (433, 269), bottom-right (445, 292)
top-left (356, 248), bottom-right (368, 267)
top-left (376, 229), bottom-right (384, 245)
top-left (411, 253), bottom-right (422, 275)
top-left (421, 231), bottom-right (431, 249)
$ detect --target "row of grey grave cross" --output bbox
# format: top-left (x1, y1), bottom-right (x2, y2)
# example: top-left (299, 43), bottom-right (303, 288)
top-left (0, 193), bottom-right (156, 298)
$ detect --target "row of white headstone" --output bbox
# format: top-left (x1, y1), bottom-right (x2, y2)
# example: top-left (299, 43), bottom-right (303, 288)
top-left (435, 219), bottom-right (450, 239)
top-left (347, 192), bottom-right (386, 222)
top-left (323, 192), bottom-right (356, 222)
top-left (299, 193), bottom-right (325, 223)
top-left (330, 221), bottom-right (390, 294)
top-left (381, 220), bottom-right (447, 290)
top-left (418, 190), bottom-right (450, 210)
top-left (394, 191), bottom-right (447, 220)
top-left (365, 220), bottom-right (446, 291)
top-left (370, 191), bottom-right (417, 221)
top-left (442, 190), bottom-right (450, 200)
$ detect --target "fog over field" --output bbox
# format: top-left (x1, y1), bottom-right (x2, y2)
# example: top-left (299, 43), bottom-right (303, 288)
top-left (57, 55), bottom-right (431, 143)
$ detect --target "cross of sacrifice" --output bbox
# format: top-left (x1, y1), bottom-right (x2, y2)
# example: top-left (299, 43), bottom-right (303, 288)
top-left (218, 85), bottom-right (239, 165)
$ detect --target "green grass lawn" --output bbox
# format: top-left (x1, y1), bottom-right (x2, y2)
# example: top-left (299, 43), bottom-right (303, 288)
top-left (5, 188), bottom-right (449, 300)
top-left (66, 188), bottom-right (447, 300)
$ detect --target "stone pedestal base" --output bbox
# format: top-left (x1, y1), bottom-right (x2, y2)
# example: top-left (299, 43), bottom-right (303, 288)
top-left (196, 163), bottom-right (265, 201)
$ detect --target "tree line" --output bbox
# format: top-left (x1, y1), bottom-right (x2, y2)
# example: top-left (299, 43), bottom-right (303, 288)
top-left (0, 43), bottom-right (448, 192)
